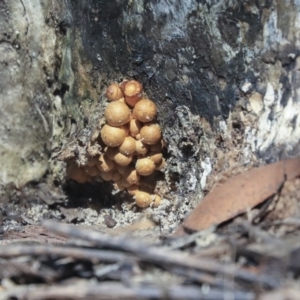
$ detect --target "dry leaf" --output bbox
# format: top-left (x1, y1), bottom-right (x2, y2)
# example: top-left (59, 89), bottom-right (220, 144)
top-left (181, 158), bottom-right (300, 232)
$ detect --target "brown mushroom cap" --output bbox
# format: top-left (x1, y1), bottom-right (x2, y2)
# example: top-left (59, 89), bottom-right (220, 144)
top-left (105, 101), bottom-right (131, 126)
top-left (155, 158), bottom-right (166, 171)
top-left (133, 99), bottom-right (157, 122)
top-left (114, 180), bottom-right (125, 191)
top-left (104, 147), bottom-right (118, 161)
top-left (67, 164), bottom-right (89, 183)
top-left (100, 170), bottom-right (114, 181)
top-left (101, 124), bottom-right (127, 147)
top-left (153, 195), bottom-right (161, 207)
top-left (140, 123), bottom-right (162, 145)
top-left (86, 156), bottom-right (98, 167)
top-left (121, 178), bottom-right (132, 188)
top-left (135, 191), bottom-right (153, 208)
top-left (119, 80), bottom-right (129, 93)
top-left (149, 151), bottom-right (163, 164)
top-left (119, 136), bottom-right (136, 155)
top-left (135, 139), bottom-right (149, 155)
top-left (96, 154), bottom-right (115, 172)
top-left (84, 165), bottom-right (99, 177)
top-left (124, 80), bottom-right (143, 97)
top-left (115, 164), bottom-right (128, 175)
top-left (126, 97), bottom-right (141, 107)
top-left (136, 157), bottom-right (156, 176)
top-left (129, 119), bottom-right (142, 137)
top-left (118, 97), bottom-right (126, 103)
top-left (127, 184), bottom-right (139, 196)
top-left (123, 80), bottom-right (143, 107)
top-left (106, 83), bottom-right (123, 101)
top-left (112, 171), bottom-right (122, 182)
top-left (149, 140), bottom-right (164, 152)
top-left (113, 152), bottom-right (133, 166)
top-left (67, 78), bottom-right (167, 196)
top-left (124, 167), bottom-right (140, 185)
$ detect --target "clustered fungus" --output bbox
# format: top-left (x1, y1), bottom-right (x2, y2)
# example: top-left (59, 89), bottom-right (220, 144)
top-left (66, 80), bottom-right (165, 208)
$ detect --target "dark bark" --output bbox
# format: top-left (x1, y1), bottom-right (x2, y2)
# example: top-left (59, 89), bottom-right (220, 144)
top-left (1, 0), bottom-right (300, 230)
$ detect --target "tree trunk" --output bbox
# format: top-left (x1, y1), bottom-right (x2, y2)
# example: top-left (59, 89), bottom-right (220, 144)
top-left (0, 0), bottom-right (69, 186)
top-left (1, 0), bottom-right (300, 230)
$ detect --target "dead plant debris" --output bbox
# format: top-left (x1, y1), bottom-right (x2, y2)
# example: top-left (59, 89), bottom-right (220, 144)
top-left (2, 157), bottom-right (300, 299)
top-left (180, 157), bottom-right (300, 233)
top-left (2, 220), bottom-right (296, 300)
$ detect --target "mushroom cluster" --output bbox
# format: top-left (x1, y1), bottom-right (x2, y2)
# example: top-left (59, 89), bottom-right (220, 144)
top-left (67, 80), bottom-right (165, 208)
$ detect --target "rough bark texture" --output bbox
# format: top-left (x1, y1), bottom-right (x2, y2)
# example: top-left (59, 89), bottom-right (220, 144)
top-left (0, 1), bottom-right (67, 186)
top-left (1, 0), bottom-right (300, 231)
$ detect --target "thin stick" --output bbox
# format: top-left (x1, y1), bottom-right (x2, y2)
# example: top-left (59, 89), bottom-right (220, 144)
top-left (43, 221), bottom-right (279, 288)
top-left (0, 244), bottom-right (131, 263)
top-left (1, 281), bottom-right (255, 300)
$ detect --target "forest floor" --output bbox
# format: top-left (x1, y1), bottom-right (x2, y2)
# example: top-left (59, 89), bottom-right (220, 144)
top-left (1, 101), bottom-right (300, 299)
top-left (1, 158), bottom-right (300, 300)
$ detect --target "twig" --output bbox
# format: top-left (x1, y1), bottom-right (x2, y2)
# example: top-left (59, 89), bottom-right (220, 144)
top-left (162, 226), bottom-right (217, 250)
top-left (43, 221), bottom-right (280, 288)
top-left (261, 217), bottom-right (300, 228)
top-left (0, 281), bottom-right (255, 300)
top-left (0, 258), bottom-right (56, 282)
top-left (94, 263), bottom-right (122, 278)
top-left (230, 220), bottom-right (282, 245)
top-left (0, 244), bottom-right (131, 263)
top-left (168, 266), bottom-right (226, 289)
top-left (0, 244), bottom-right (225, 289)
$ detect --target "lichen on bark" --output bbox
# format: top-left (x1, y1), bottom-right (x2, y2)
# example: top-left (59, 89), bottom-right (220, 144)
top-left (0, 0), bottom-right (66, 187)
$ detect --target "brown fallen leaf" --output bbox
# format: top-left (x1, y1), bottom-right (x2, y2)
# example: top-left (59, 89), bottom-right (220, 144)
top-left (181, 157), bottom-right (300, 232)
